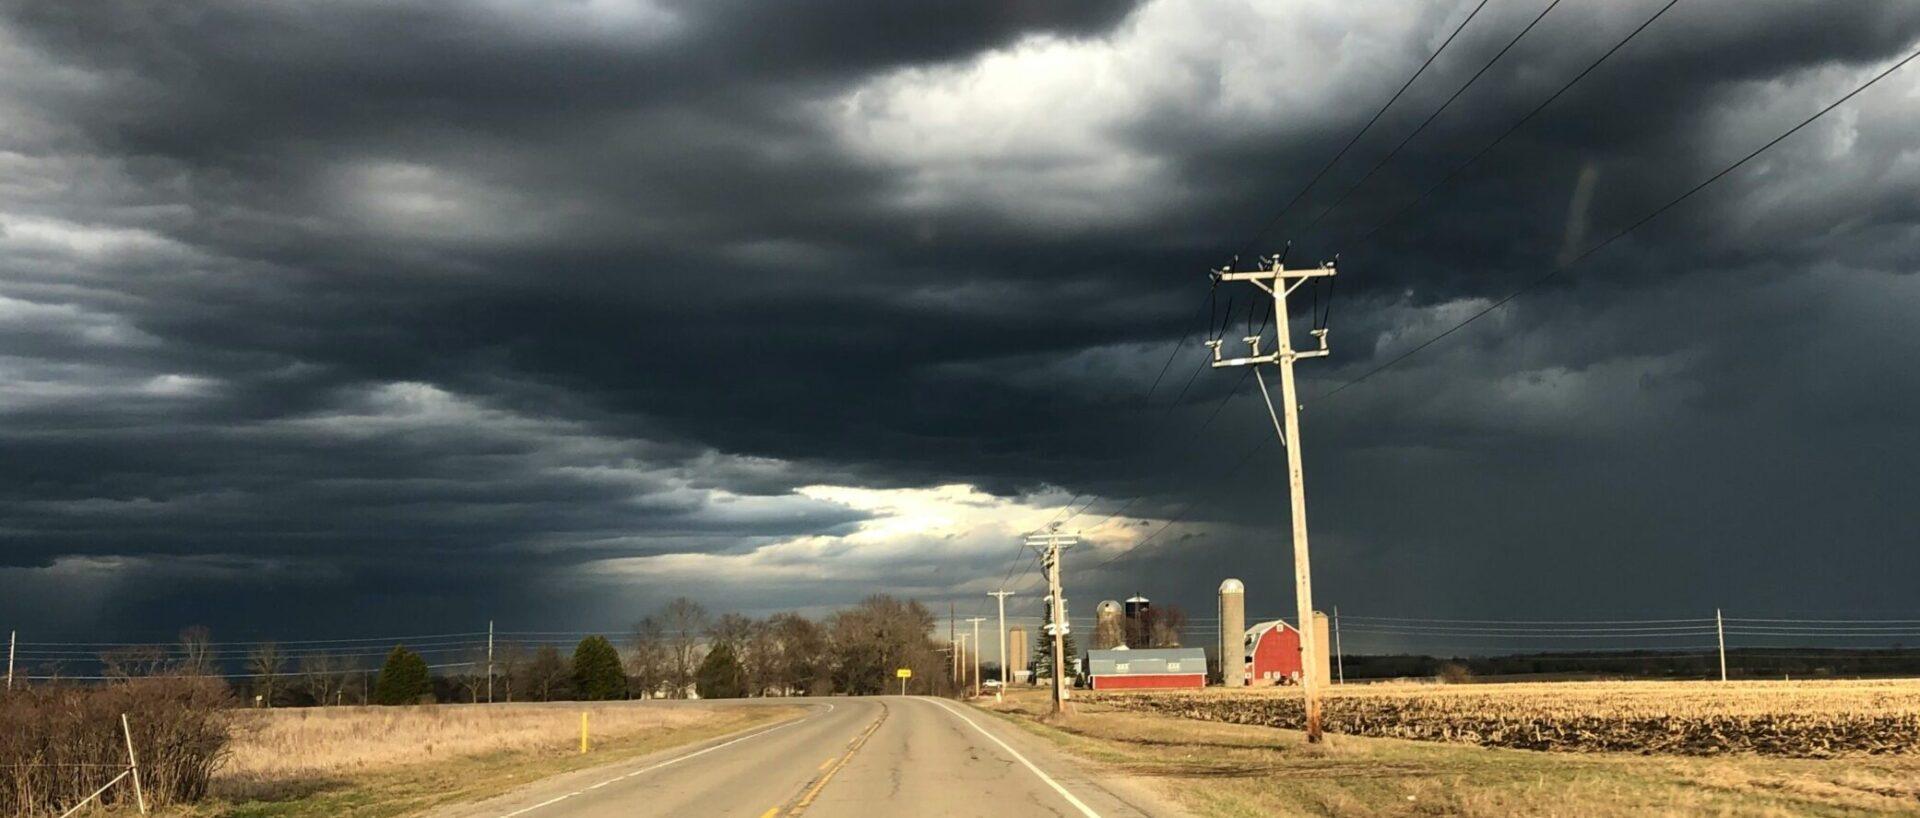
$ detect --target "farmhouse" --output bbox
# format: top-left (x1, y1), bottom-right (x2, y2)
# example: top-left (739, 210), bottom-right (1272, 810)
top-left (1084, 647), bottom-right (1207, 690)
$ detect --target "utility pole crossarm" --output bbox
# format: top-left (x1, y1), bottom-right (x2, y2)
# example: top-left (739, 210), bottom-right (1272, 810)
top-left (1207, 254), bottom-right (1338, 742)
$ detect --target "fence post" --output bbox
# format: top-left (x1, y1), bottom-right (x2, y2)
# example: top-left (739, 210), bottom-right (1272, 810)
top-left (122, 713), bottom-right (148, 814)
top-left (580, 711), bottom-right (589, 754)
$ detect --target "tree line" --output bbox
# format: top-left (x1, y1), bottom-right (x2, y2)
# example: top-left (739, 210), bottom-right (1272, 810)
top-left (37, 594), bottom-right (960, 706)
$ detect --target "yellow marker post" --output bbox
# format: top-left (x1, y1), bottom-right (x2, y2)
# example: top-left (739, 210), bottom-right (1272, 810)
top-left (580, 711), bottom-right (589, 754)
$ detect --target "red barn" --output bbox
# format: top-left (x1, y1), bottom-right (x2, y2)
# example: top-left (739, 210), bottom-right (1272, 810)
top-left (1084, 648), bottom-right (1207, 690)
top-left (1244, 619), bottom-right (1304, 685)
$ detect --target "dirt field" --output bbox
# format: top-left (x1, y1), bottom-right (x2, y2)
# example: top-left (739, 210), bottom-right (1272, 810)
top-left (1086, 679), bottom-right (1920, 756)
top-left (978, 686), bottom-right (1920, 817)
top-left (194, 701), bottom-right (800, 817)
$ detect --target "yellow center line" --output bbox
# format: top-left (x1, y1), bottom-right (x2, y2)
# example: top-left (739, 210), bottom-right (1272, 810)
top-left (817, 756), bottom-right (836, 771)
top-left (781, 704), bottom-right (889, 817)
top-left (759, 809), bottom-right (779, 818)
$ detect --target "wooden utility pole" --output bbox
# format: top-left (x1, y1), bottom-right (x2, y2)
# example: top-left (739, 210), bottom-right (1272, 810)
top-left (1209, 257), bottom-right (1337, 742)
top-left (966, 617), bottom-right (986, 697)
top-left (988, 590), bottom-right (1014, 698)
top-left (486, 620), bottom-right (494, 704)
top-left (1716, 608), bottom-right (1727, 682)
top-left (949, 603), bottom-right (958, 692)
top-left (1027, 528), bottom-right (1079, 717)
top-left (6, 630), bottom-right (14, 691)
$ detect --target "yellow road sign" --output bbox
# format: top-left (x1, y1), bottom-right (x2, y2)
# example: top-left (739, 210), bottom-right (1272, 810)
top-left (895, 668), bottom-right (912, 678)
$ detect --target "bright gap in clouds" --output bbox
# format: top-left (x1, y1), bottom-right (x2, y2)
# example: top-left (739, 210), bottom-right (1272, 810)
top-left (584, 482), bottom-right (1164, 605)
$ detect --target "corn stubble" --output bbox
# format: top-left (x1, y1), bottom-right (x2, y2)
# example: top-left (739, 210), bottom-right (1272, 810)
top-left (1090, 679), bottom-right (1920, 757)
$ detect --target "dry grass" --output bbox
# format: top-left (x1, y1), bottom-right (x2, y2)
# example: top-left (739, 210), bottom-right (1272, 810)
top-left (978, 687), bottom-right (1920, 817)
top-left (221, 702), bottom-right (724, 790)
top-left (1089, 679), bottom-right (1920, 756)
top-left (195, 701), bottom-right (800, 816)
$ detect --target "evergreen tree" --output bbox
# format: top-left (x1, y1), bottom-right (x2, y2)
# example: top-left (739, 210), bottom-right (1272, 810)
top-left (373, 645), bottom-right (433, 705)
top-left (695, 643), bottom-right (745, 699)
top-left (571, 635), bottom-right (628, 701)
top-left (1030, 628), bottom-right (1080, 685)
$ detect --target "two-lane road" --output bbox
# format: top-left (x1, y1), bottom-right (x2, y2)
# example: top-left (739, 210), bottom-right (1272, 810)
top-left (434, 697), bottom-right (1184, 818)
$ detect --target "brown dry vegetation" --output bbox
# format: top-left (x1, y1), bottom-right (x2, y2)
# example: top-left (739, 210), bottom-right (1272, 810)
top-left (980, 687), bottom-right (1920, 817)
top-left (1089, 679), bottom-right (1920, 757)
top-left (2, 677), bottom-right (230, 816)
top-left (197, 701), bottom-right (799, 817)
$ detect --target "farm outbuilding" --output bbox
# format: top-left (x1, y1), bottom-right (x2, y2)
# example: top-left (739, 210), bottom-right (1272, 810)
top-left (1084, 647), bottom-right (1207, 690)
top-left (1243, 615), bottom-right (1330, 686)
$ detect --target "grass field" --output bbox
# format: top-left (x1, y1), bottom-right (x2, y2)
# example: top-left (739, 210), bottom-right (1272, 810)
top-left (180, 701), bottom-right (801, 818)
top-left (1089, 679), bottom-right (1920, 756)
top-left (979, 685), bottom-right (1920, 817)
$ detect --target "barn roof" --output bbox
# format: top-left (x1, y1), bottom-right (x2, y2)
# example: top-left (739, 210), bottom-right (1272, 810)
top-left (1085, 647), bottom-right (1206, 676)
top-left (1246, 619), bottom-right (1299, 641)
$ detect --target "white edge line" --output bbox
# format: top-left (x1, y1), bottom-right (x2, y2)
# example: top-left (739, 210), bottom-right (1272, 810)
top-left (926, 698), bottom-right (1102, 818)
top-left (497, 704), bottom-right (831, 818)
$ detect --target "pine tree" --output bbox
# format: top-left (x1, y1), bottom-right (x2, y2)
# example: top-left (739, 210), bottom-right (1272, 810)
top-left (1030, 628), bottom-right (1079, 685)
top-left (695, 643), bottom-right (745, 699)
top-left (571, 636), bottom-right (628, 701)
top-left (373, 645), bottom-right (432, 705)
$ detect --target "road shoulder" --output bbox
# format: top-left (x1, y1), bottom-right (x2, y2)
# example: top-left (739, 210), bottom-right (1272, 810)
top-left (941, 697), bottom-right (1194, 818)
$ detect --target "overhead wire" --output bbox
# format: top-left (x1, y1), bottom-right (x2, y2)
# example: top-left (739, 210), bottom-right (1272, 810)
top-left (1237, 0), bottom-right (1496, 254)
top-left (1301, 0), bottom-right (1568, 237)
top-left (995, 3), bottom-right (1505, 591)
top-left (1349, 0), bottom-right (1687, 247)
top-left (1111, 37), bottom-right (1920, 574)
top-left (1319, 41), bottom-right (1920, 401)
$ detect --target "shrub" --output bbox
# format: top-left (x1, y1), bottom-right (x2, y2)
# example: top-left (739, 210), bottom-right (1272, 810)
top-left (373, 646), bottom-right (432, 705)
top-left (0, 675), bottom-right (231, 815)
top-left (571, 636), bottom-right (627, 701)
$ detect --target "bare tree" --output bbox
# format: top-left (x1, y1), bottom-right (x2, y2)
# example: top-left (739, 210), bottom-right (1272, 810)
top-left (743, 621), bottom-right (779, 697)
top-left (299, 653), bottom-right (350, 705)
top-left (766, 613), bottom-right (826, 695)
top-left (707, 613), bottom-right (755, 696)
top-left (1149, 606), bottom-right (1187, 648)
top-left (524, 645), bottom-right (570, 701)
top-left (248, 642), bottom-right (285, 707)
top-left (495, 641), bottom-right (525, 702)
top-left (627, 618), bottom-right (668, 699)
top-left (100, 645), bottom-right (168, 681)
top-left (454, 646), bottom-right (490, 703)
top-left (659, 598), bottom-right (709, 699)
top-left (825, 595), bottom-right (938, 695)
top-left (177, 626), bottom-right (215, 676)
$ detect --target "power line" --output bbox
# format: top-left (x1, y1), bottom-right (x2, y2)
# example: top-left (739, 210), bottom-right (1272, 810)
top-left (1351, 0), bottom-right (1686, 247)
top-left (1323, 42), bottom-right (1920, 400)
top-left (1238, 0), bottom-right (1496, 254)
top-left (1301, 0), bottom-right (1568, 237)
top-left (993, 4), bottom-right (1514, 597)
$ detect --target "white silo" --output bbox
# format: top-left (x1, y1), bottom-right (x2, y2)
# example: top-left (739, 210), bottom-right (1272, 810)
top-left (1219, 579), bottom-right (1246, 687)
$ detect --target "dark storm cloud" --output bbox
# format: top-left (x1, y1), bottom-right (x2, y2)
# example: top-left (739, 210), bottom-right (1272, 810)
top-left (2, 0), bottom-right (1918, 643)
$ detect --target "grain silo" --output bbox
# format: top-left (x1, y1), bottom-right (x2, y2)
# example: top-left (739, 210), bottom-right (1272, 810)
top-left (1124, 594), bottom-right (1151, 648)
top-left (1218, 578), bottom-right (1245, 687)
top-left (1094, 600), bottom-right (1124, 649)
top-left (1311, 611), bottom-right (1331, 688)
top-left (1008, 625), bottom-right (1030, 683)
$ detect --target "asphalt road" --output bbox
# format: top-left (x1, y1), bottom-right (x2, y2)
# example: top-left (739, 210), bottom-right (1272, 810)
top-left (434, 696), bottom-right (1185, 818)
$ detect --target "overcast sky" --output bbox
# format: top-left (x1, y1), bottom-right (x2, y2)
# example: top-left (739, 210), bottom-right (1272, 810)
top-left (3, 0), bottom-right (1918, 656)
